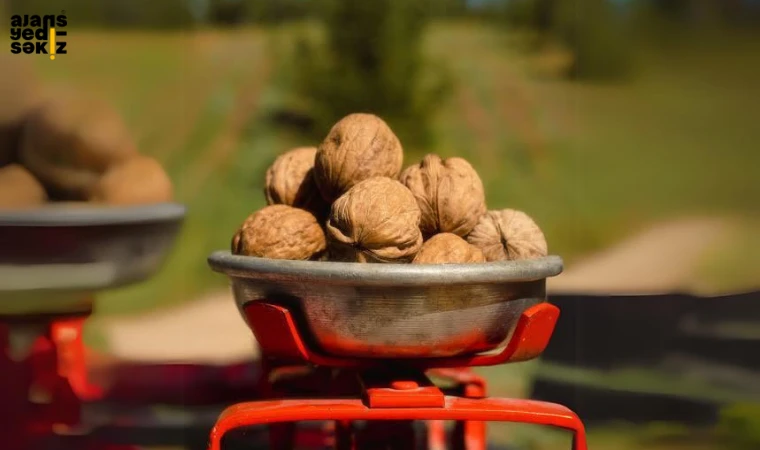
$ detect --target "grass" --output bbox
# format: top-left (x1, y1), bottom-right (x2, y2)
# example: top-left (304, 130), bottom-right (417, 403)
top-left (16, 22), bottom-right (751, 359)
top-left (15, 29), bottom-right (276, 315)
top-left (0, 20), bottom-right (753, 450)
top-left (473, 358), bottom-right (753, 450)
top-left (425, 23), bottom-right (759, 264)
top-left (694, 217), bottom-right (760, 294)
top-left (535, 363), bottom-right (750, 404)
top-left (19, 23), bottom-right (756, 317)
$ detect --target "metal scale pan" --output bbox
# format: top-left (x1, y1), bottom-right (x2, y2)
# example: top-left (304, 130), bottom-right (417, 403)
top-left (210, 251), bottom-right (563, 359)
top-left (0, 203), bottom-right (185, 315)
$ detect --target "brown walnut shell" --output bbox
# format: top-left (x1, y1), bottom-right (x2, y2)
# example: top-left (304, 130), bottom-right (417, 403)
top-left (0, 119), bottom-right (26, 168)
top-left (89, 155), bottom-right (173, 205)
top-left (264, 146), bottom-right (329, 219)
top-left (400, 154), bottom-right (486, 238)
top-left (19, 94), bottom-right (137, 200)
top-left (0, 164), bottom-right (47, 208)
top-left (326, 177), bottom-right (422, 263)
top-left (466, 209), bottom-right (548, 261)
top-left (412, 233), bottom-right (485, 264)
top-left (232, 204), bottom-right (327, 260)
top-left (314, 113), bottom-right (403, 204)
top-left (0, 55), bottom-right (42, 167)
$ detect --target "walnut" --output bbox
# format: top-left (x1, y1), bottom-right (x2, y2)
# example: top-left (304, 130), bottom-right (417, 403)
top-left (232, 204), bottom-right (326, 260)
top-left (89, 155), bottom-right (173, 205)
top-left (264, 146), bottom-right (329, 219)
top-left (314, 113), bottom-right (403, 203)
top-left (19, 94), bottom-right (137, 200)
top-left (412, 233), bottom-right (485, 264)
top-left (467, 209), bottom-right (548, 261)
top-left (0, 55), bottom-right (42, 167)
top-left (326, 177), bottom-right (422, 263)
top-left (400, 154), bottom-right (486, 238)
top-left (0, 120), bottom-right (24, 168)
top-left (0, 164), bottom-right (47, 208)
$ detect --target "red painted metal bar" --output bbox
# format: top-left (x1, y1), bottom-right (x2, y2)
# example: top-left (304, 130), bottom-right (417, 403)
top-left (0, 319), bottom-right (84, 450)
top-left (427, 420), bottom-right (447, 450)
top-left (429, 368), bottom-right (487, 450)
top-left (52, 316), bottom-right (103, 401)
top-left (208, 396), bottom-right (587, 450)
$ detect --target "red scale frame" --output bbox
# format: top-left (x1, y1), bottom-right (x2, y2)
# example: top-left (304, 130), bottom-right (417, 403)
top-left (208, 301), bottom-right (587, 450)
top-left (0, 300), bottom-right (587, 450)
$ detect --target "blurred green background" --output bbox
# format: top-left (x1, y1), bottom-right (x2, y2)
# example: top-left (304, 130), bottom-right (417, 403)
top-left (1, 0), bottom-right (758, 448)
top-left (4, 0), bottom-right (755, 314)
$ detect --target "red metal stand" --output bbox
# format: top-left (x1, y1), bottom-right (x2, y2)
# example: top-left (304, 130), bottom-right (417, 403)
top-left (0, 296), bottom-right (586, 450)
top-left (214, 397), bottom-right (586, 449)
top-left (0, 310), bottom-right (127, 450)
top-left (206, 301), bottom-right (587, 450)
top-left (0, 309), bottom-right (266, 450)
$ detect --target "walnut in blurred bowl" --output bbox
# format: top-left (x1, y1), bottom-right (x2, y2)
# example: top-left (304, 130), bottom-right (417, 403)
top-left (0, 164), bottom-right (47, 208)
top-left (19, 94), bottom-right (137, 200)
top-left (89, 155), bottom-right (173, 205)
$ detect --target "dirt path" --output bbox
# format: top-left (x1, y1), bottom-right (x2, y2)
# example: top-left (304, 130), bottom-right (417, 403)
top-left (101, 216), bottom-right (731, 363)
top-left (547, 216), bottom-right (730, 294)
top-left (101, 290), bottom-right (256, 364)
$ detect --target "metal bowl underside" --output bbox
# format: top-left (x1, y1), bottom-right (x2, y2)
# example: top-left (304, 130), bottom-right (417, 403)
top-left (0, 203), bottom-right (185, 315)
top-left (209, 251), bottom-right (563, 359)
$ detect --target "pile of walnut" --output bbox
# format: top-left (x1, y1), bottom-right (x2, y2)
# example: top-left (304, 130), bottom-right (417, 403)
top-left (0, 92), bottom-right (173, 209)
top-left (232, 113), bottom-right (547, 264)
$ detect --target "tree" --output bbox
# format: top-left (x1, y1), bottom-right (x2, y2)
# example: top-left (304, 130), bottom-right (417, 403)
top-left (290, 0), bottom-right (451, 149)
top-left (208, 0), bottom-right (248, 26)
top-left (552, 0), bottom-right (636, 80)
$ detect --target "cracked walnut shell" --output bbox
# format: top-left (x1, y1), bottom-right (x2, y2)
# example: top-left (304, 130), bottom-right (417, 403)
top-left (326, 177), bottom-right (422, 263)
top-left (400, 154), bottom-right (486, 238)
top-left (232, 204), bottom-right (326, 260)
top-left (264, 146), bottom-right (328, 219)
top-left (412, 233), bottom-right (485, 264)
top-left (314, 113), bottom-right (403, 203)
top-left (466, 209), bottom-right (547, 261)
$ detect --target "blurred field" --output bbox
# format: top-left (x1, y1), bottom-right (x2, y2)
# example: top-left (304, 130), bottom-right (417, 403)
top-left (12, 21), bottom-right (757, 315)
top-left (475, 361), bottom-right (734, 450)
top-left (0, 8), bottom-right (755, 449)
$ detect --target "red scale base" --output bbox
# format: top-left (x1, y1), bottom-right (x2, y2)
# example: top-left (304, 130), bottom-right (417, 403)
top-left (0, 310), bottom-right (127, 450)
top-left (0, 301), bottom-right (587, 450)
top-left (208, 301), bottom-right (587, 450)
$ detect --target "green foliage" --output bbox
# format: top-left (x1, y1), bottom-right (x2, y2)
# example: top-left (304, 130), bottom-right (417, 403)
top-left (498, 0), bottom-right (636, 80)
top-left (290, 0), bottom-right (452, 149)
top-left (105, 0), bottom-right (197, 29)
top-left (6, 0), bottom-right (108, 26)
top-left (237, 0), bottom-right (315, 25)
top-left (6, 0), bottom-right (198, 29)
top-left (552, 0), bottom-right (636, 80)
top-left (502, 0), bottom-right (540, 27)
top-left (426, 0), bottom-right (469, 17)
top-left (499, 0), bottom-right (557, 31)
top-left (716, 403), bottom-right (760, 449)
top-left (208, 0), bottom-right (249, 26)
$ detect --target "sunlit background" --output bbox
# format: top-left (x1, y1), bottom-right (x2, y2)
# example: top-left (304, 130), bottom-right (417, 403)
top-left (1, 0), bottom-right (758, 449)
